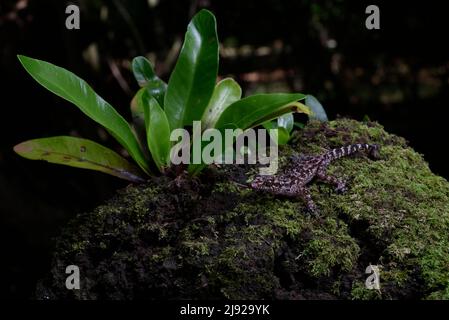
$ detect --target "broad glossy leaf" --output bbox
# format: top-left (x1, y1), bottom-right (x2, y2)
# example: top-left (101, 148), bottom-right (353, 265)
top-left (132, 56), bottom-right (156, 87)
top-left (274, 127), bottom-right (290, 145)
top-left (294, 122), bottom-right (305, 129)
top-left (129, 58), bottom-right (167, 152)
top-left (305, 94), bottom-right (328, 122)
top-left (132, 56), bottom-right (167, 106)
top-left (187, 123), bottom-right (238, 175)
top-left (262, 111), bottom-right (294, 145)
top-left (262, 119), bottom-right (291, 145)
top-left (277, 113), bottom-right (294, 133)
top-left (164, 9), bottom-right (219, 130)
top-left (17, 55), bottom-right (150, 174)
top-left (130, 93), bottom-right (147, 148)
top-left (130, 93), bottom-right (145, 129)
top-left (278, 113), bottom-right (294, 144)
top-left (202, 78), bottom-right (242, 129)
top-left (128, 95), bottom-right (152, 167)
top-left (137, 89), bottom-right (171, 171)
top-left (262, 120), bottom-right (276, 131)
top-left (13, 136), bottom-right (146, 183)
top-left (214, 93), bottom-right (310, 130)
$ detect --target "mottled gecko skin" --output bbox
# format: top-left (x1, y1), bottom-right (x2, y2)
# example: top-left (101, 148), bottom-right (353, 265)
top-left (250, 143), bottom-right (380, 214)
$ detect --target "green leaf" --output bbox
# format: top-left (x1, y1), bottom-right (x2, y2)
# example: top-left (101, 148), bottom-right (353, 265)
top-left (202, 78), bottom-right (242, 129)
top-left (132, 56), bottom-right (167, 106)
top-left (164, 9), bottom-right (219, 130)
top-left (137, 89), bottom-right (171, 172)
top-left (215, 93), bottom-right (310, 130)
top-left (13, 136), bottom-right (146, 183)
top-left (276, 127), bottom-right (290, 145)
top-left (130, 93), bottom-right (145, 133)
top-left (305, 94), bottom-right (328, 122)
top-left (263, 118), bottom-right (292, 145)
top-left (132, 56), bottom-right (156, 87)
top-left (17, 55), bottom-right (150, 174)
top-left (129, 58), bottom-right (168, 154)
top-left (277, 113), bottom-right (294, 133)
top-left (294, 122), bottom-right (305, 129)
top-left (129, 94), bottom-right (151, 162)
top-left (187, 123), bottom-right (238, 176)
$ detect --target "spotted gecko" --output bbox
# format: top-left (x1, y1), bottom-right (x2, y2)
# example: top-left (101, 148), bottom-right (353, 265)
top-left (250, 143), bottom-right (380, 213)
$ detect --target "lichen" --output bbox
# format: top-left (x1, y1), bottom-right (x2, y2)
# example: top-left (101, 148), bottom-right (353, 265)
top-left (36, 119), bottom-right (449, 300)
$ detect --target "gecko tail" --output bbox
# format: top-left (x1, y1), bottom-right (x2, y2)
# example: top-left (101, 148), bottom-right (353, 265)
top-left (327, 143), bottom-right (379, 161)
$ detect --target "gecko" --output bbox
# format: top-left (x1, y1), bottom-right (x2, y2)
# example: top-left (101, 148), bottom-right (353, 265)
top-left (249, 143), bottom-right (380, 214)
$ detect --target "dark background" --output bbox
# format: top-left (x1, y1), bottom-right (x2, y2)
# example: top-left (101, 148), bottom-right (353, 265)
top-left (0, 0), bottom-right (448, 299)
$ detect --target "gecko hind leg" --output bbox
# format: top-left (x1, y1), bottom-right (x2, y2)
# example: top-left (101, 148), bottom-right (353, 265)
top-left (273, 186), bottom-right (318, 215)
top-left (296, 186), bottom-right (319, 215)
top-left (316, 170), bottom-right (347, 194)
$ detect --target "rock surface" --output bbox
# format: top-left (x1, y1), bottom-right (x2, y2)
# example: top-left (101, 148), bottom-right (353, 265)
top-left (37, 119), bottom-right (449, 300)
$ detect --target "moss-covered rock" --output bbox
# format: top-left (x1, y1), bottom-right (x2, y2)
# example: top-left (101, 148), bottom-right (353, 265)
top-left (36, 119), bottom-right (449, 300)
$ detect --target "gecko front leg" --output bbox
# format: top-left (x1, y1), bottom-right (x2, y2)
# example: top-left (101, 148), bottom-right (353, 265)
top-left (271, 185), bottom-right (319, 215)
top-left (296, 186), bottom-right (318, 214)
top-left (316, 169), bottom-right (347, 193)
top-left (251, 178), bottom-right (318, 215)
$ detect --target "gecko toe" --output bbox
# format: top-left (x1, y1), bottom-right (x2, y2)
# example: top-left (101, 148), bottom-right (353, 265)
top-left (335, 181), bottom-right (347, 194)
top-left (335, 186), bottom-right (347, 194)
top-left (303, 204), bottom-right (319, 216)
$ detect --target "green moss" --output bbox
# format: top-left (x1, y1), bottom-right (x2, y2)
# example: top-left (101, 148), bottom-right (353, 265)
top-left (302, 217), bottom-right (359, 277)
top-left (426, 287), bottom-right (449, 300)
top-left (38, 119), bottom-right (449, 300)
top-left (181, 238), bottom-right (212, 256)
top-left (351, 282), bottom-right (382, 300)
top-left (71, 240), bottom-right (90, 252)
